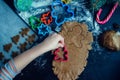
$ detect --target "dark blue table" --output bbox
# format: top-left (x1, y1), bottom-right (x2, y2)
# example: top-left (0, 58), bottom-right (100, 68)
top-left (1, 0), bottom-right (120, 80)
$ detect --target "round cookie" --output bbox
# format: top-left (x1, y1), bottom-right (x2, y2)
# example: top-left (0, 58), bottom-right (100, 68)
top-left (52, 22), bottom-right (93, 80)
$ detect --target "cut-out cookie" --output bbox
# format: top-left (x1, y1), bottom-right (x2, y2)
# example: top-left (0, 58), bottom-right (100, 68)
top-left (3, 43), bottom-right (12, 52)
top-left (11, 35), bottom-right (20, 44)
top-left (0, 52), bottom-right (4, 60)
top-left (52, 22), bottom-right (93, 80)
top-left (19, 28), bottom-right (30, 37)
top-left (26, 34), bottom-right (36, 44)
top-left (18, 42), bottom-right (27, 52)
top-left (11, 51), bottom-right (19, 58)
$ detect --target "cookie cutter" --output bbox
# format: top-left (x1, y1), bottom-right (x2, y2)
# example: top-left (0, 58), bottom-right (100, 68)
top-left (62, 0), bottom-right (71, 4)
top-left (14, 0), bottom-right (32, 11)
top-left (41, 11), bottom-right (53, 25)
top-left (37, 23), bottom-right (52, 36)
top-left (29, 16), bottom-right (42, 30)
top-left (53, 46), bottom-right (68, 62)
top-left (51, 1), bottom-right (74, 26)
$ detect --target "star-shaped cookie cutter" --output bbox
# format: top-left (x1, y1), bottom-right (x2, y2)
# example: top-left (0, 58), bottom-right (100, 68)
top-left (53, 46), bottom-right (68, 62)
top-left (37, 24), bottom-right (52, 36)
top-left (51, 1), bottom-right (74, 26)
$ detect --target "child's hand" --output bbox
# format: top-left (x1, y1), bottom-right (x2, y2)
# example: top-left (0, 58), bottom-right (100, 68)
top-left (41, 33), bottom-right (64, 51)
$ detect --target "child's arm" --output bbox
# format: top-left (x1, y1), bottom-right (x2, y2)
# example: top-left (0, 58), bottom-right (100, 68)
top-left (14, 33), bottom-right (64, 72)
top-left (0, 33), bottom-right (64, 80)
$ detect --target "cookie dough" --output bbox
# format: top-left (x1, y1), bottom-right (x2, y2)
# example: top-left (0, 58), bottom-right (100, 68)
top-left (101, 30), bottom-right (120, 51)
top-left (52, 22), bottom-right (93, 80)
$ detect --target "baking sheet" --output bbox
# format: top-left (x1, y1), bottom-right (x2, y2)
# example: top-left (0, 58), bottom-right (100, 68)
top-left (3, 0), bottom-right (120, 80)
top-left (0, 0), bottom-right (38, 66)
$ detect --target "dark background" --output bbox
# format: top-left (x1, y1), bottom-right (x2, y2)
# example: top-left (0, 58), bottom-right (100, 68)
top-left (1, 0), bottom-right (120, 80)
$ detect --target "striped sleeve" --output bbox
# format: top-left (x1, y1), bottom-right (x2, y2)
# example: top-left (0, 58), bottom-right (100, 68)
top-left (0, 59), bottom-right (20, 80)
